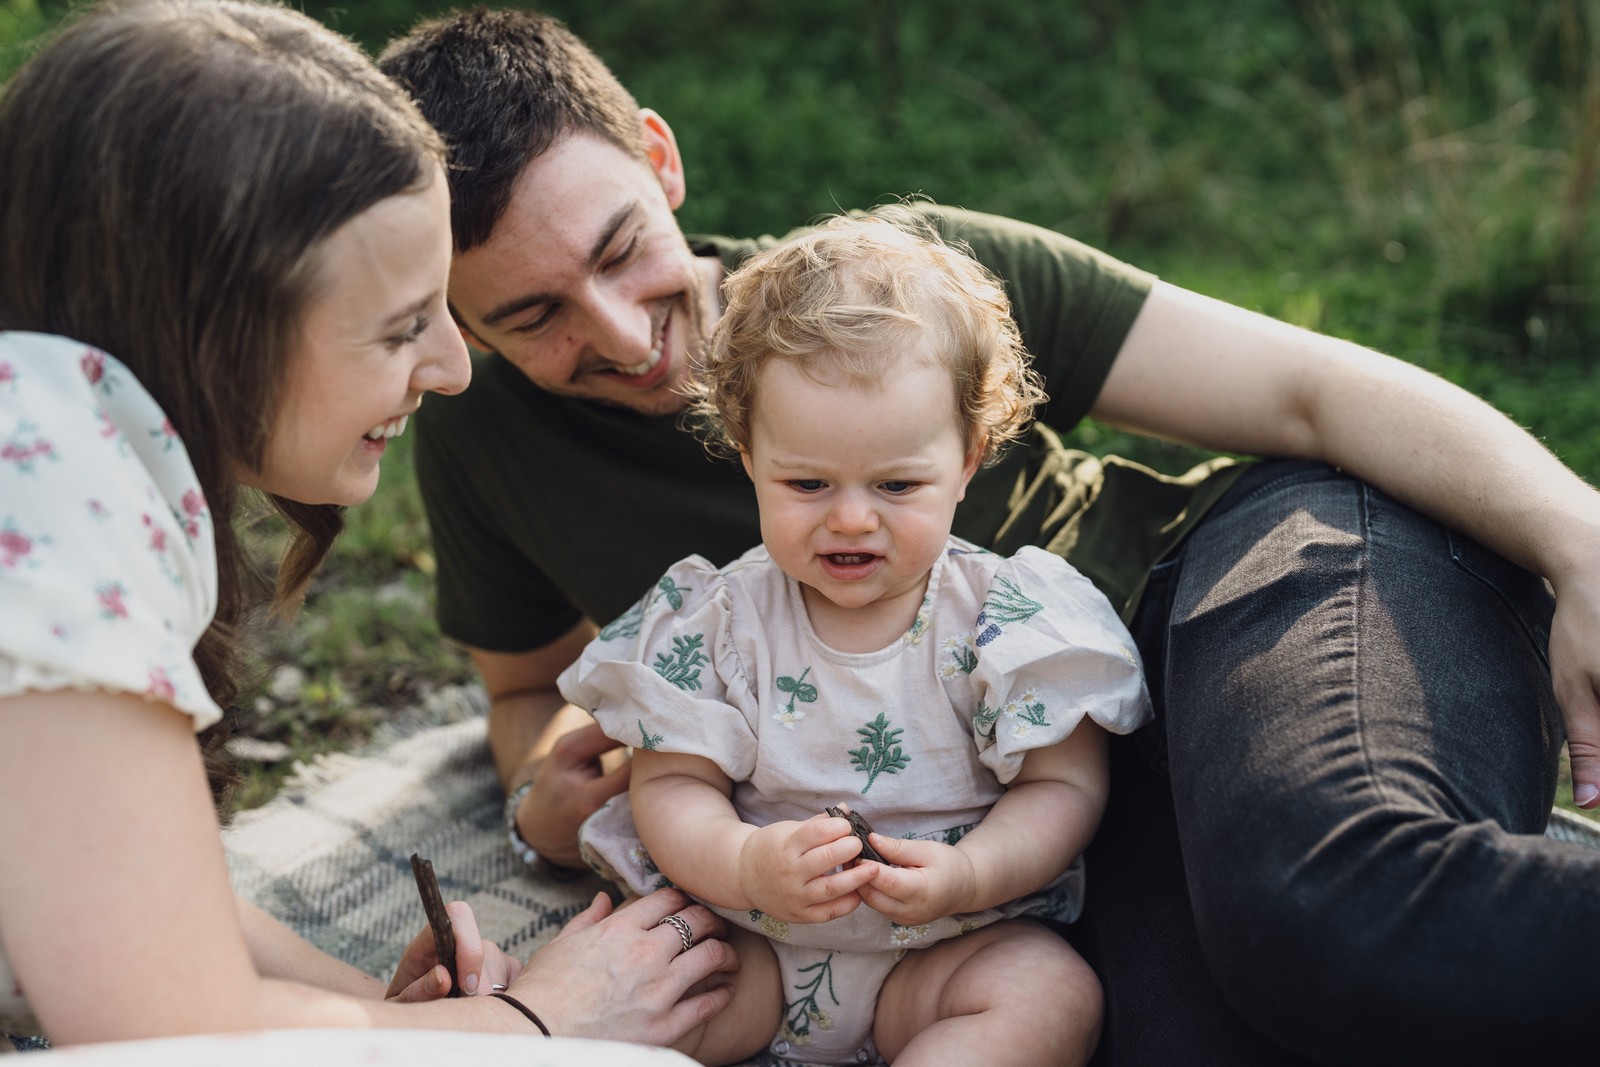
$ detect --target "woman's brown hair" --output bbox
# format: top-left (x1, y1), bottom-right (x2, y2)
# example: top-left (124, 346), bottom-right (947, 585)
top-left (0, 0), bottom-right (444, 800)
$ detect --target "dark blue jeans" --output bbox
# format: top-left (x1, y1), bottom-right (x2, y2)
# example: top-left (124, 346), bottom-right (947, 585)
top-left (1071, 461), bottom-right (1592, 1065)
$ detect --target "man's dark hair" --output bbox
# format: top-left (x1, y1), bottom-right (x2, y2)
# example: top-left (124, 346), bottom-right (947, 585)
top-left (379, 8), bottom-right (647, 252)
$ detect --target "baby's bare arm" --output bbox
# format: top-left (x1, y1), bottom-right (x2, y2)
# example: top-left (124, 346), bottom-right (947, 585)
top-left (862, 722), bottom-right (1110, 922)
top-left (631, 750), bottom-right (874, 921)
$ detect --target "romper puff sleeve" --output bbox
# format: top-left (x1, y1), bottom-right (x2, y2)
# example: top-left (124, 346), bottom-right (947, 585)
top-left (966, 546), bottom-right (1151, 783)
top-left (0, 332), bottom-right (221, 729)
top-left (558, 555), bottom-right (759, 783)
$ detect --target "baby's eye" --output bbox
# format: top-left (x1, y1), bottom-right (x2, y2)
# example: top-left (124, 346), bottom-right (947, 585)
top-left (786, 479), bottom-right (826, 493)
top-left (879, 481), bottom-right (917, 494)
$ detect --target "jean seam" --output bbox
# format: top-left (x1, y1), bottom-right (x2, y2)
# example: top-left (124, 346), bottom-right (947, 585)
top-left (1352, 480), bottom-right (1392, 813)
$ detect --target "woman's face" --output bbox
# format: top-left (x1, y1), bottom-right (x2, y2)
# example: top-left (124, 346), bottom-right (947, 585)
top-left (249, 165), bottom-right (469, 506)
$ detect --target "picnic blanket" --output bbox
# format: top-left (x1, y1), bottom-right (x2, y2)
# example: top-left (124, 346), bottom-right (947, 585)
top-left (223, 685), bottom-right (607, 979)
top-left (9, 684), bottom-right (1600, 1056)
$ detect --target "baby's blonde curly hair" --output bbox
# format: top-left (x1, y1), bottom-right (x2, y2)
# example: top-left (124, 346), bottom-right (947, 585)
top-left (689, 209), bottom-right (1045, 466)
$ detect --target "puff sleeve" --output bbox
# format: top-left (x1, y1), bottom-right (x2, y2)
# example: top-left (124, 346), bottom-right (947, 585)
top-left (558, 555), bottom-right (759, 782)
top-left (0, 333), bottom-right (221, 728)
top-left (966, 546), bottom-right (1151, 783)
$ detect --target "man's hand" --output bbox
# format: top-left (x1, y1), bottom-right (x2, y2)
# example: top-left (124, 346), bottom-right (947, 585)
top-left (514, 721), bottom-right (630, 870)
top-left (736, 814), bottom-right (874, 923)
top-left (1549, 575), bottom-right (1600, 808)
top-left (856, 834), bottom-right (978, 928)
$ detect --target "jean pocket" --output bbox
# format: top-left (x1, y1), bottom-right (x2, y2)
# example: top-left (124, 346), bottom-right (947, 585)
top-left (1447, 530), bottom-right (1554, 669)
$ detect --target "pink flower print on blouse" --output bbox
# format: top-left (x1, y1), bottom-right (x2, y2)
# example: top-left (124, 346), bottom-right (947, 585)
top-left (176, 488), bottom-right (208, 540)
top-left (0, 360), bottom-right (14, 390)
top-left (146, 666), bottom-right (177, 703)
top-left (1, 421), bottom-right (56, 474)
top-left (97, 581), bottom-right (130, 620)
top-left (0, 524), bottom-right (32, 569)
top-left (87, 498), bottom-right (111, 520)
top-left (81, 349), bottom-right (105, 385)
top-left (150, 418), bottom-right (179, 452)
top-left (144, 513), bottom-right (168, 554)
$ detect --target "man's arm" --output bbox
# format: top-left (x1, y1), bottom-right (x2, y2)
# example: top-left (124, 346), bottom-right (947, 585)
top-left (470, 619), bottom-right (631, 869)
top-left (1094, 280), bottom-right (1600, 803)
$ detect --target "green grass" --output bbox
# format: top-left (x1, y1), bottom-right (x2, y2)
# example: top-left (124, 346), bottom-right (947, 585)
top-left (7, 0), bottom-right (1597, 812)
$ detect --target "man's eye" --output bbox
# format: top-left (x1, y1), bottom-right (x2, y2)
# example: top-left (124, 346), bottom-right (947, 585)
top-left (513, 306), bottom-right (558, 335)
top-left (787, 479), bottom-right (825, 493)
top-left (604, 236), bottom-right (639, 271)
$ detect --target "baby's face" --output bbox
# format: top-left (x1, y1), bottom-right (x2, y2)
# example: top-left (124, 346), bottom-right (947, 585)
top-left (741, 358), bottom-right (980, 645)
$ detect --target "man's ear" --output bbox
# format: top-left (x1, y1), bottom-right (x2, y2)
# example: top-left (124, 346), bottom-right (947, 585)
top-left (640, 108), bottom-right (686, 211)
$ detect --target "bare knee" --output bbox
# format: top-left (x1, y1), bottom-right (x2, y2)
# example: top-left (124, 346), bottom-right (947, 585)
top-left (876, 921), bottom-right (1101, 1066)
top-left (673, 927), bottom-right (780, 1065)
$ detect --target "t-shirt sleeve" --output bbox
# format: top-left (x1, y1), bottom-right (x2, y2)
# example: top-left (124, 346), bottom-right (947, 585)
top-left (967, 546), bottom-right (1152, 783)
top-left (0, 333), bottom-right (222, 729)
top-left (557, 556), bottom-right (758, 782)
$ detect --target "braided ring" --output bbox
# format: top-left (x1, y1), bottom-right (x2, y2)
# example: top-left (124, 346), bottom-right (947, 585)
top-left (656, 912), bottom-right (695, 955)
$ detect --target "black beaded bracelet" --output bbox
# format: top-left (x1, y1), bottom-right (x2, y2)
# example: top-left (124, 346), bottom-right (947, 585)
top-left (490, 991), bottom-right (552, 1037)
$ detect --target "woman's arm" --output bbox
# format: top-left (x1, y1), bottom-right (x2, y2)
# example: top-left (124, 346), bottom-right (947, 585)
top-left (0, 690), bottom-right (734, 1045)
top-left (630, 749), bottom-right (874, 923)
top-left (860, 721), bottom-right (1110, 924)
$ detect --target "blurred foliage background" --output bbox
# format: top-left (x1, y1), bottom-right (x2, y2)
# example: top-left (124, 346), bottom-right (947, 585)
top-left (3, 0), bottom-right (1596, 807)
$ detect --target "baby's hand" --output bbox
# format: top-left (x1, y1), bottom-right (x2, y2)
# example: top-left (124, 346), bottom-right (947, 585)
top-left (857, 835), bottom-right (977, 927)
top-left (738, 813), bottom-right (875, 923)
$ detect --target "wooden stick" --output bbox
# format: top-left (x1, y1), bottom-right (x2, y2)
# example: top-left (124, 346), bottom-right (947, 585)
top-left (825, 804), bottom-right (887, 864)
top-left (410, 852), bottom-right (460, 997)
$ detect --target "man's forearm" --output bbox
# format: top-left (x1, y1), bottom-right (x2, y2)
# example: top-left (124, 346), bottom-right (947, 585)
top-left (487, 688), bottom-right (593, 788)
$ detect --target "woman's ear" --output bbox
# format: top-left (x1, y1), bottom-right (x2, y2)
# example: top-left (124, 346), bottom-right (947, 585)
top-left (640, 109), bottom-right (686, 210)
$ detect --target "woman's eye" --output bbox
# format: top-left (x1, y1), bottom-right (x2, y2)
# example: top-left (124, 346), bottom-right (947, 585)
top-left (388, 314), bottom-right (430, 348)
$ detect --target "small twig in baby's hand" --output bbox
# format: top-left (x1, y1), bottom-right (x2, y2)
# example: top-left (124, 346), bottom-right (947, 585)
top-left (825, 803), bottom-right (887, 865)
top-left (410, 852), bottom-right (460, 997)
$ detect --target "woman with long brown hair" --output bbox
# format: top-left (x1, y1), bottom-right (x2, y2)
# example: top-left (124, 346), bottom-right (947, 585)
top-left (0, 0), bottom-right (733, 1050)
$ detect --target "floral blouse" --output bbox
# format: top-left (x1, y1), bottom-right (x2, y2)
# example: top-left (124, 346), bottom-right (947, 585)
top-left (0, 331), bottom-right (221, 1035)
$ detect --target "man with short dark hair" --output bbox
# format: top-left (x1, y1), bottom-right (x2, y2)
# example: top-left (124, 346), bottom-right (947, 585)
top-left (380, 11), bottom-right (1600, 1063)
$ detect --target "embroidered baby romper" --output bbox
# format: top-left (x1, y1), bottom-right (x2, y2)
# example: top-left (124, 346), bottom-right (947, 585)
top-left (561, 537), bottom-right (1151, 1065)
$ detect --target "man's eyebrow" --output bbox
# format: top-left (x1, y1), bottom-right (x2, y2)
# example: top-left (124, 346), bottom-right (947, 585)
top-left (478, 202), bottom-right (640, 328)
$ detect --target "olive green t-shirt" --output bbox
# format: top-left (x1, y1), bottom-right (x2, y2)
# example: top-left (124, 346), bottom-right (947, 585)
top-left (415, 205), bottom-right (1244, 652)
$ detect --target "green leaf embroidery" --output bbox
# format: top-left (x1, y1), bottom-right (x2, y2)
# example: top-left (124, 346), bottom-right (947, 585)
top-left (981, 576), bottom-right (1044, 626)
top-left (599, 575), bottom-right (693, 640)
top-left (974, 700), bottom-right (999, 739)
top-left (847, 712), bottom-right (910, 792)
top-left (779, 953), bottom-right (839, 1044)
top-left (1015, 699), bottom-right (1050, 727)
top-left (652, 632), bottom-right (709, 691)
top-left (637, 720), bottom-right (663, 750)
top-left (774, 666), bottom-right (817, 727)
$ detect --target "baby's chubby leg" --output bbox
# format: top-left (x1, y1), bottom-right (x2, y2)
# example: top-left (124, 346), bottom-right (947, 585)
top-left (874, 919), bottom-right (1102, 1067)
top-left (673, 923), bottom-right (782, 1066)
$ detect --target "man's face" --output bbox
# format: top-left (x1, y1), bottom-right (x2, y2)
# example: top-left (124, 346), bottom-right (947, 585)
top-left (448, 121), bottom-right (710, 416)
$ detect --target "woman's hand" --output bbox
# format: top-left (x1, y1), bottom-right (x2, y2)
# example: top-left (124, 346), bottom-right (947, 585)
top-left (386, 900), bottom-right (524, 1001)
top-left (503, 888), bottom-right (738, 1045)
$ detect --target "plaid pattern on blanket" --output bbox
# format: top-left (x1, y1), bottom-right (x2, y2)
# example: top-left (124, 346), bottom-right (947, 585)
top-left (224, 686), bottom-right (608, 980)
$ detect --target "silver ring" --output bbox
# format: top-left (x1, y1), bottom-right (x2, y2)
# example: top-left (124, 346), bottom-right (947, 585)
top-left (656, 913), bottom-right (694, 955)
top-left (490, 983), bottom-right (508, 992)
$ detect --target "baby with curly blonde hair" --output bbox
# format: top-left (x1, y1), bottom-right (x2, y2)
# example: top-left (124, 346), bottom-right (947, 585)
top-left (561, 213), bottom-right (1152, 1066)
